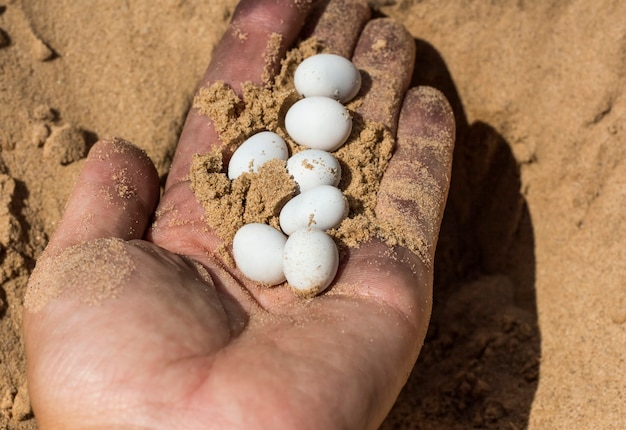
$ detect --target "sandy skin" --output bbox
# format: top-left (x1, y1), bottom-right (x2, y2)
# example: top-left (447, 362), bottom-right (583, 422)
top-left (22, 0), bottom-right (454, 429)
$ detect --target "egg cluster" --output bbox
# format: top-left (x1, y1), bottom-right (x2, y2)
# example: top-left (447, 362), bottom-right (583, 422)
top-left (230, 53), bottom-right (361, 297)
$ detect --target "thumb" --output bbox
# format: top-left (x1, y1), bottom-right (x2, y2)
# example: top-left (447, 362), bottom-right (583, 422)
top-left (45, 138), bottom-right (160, 256)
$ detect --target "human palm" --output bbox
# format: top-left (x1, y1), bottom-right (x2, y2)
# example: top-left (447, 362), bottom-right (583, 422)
top-left (23, 1), bottom-right (455, 429)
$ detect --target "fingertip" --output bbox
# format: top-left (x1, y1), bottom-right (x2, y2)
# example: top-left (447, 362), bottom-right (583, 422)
top-left (305, 0), bottom-right (371, 57)
top-left (352, 17), bottom-right (416, 132)
top-left (46, 138), bottom-right (160, 254)
top-left (399, 86), bottom-right (455, 151)
top-left (85, 137), bottom-right (160, 211)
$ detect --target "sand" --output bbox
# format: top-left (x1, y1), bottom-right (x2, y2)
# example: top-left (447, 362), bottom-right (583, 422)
top-left (1, 0), bottom-right (625, 428)
top-left (188, 38), bottom-right (408, 259)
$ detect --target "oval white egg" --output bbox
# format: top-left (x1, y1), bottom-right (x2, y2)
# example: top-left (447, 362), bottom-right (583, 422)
top-left (279, 185), bottom-right (348, 236)
top-left (294, 54), bottom-right (362, 103)
top-left (232, 223), bottom-right (287, 285)
top-left (228, 131), bottom-right (289, 180)
top-left (283, 228), bottom-right (339, 296)
top-left (287, 149), bottom-right (341, 192)
top-left (284, 97), bottom-right (352, 152)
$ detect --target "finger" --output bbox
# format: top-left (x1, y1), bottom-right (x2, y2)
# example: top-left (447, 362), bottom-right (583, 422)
top-left (351, 18), bottom-right (415, 133)
top-left (45, 138), bottom-right (160, 256)
top-left (165, 0), bottom-right (314, 189)
top-left (327, 88), bottom-right (453, 325)
top-left (304, 0), bottom-right (371, 57)
top-left (375, 86), bottom-right (455, 265)
top-left (325, 96), bottom-right (452, 334)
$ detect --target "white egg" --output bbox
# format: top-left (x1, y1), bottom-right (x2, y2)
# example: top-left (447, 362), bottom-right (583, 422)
top-left (294, 54), bottom-right (362, 103)
top-left (283, 228), bottom-right (339, 296)
top-left (287, 149), bottom-right (342, 192)
top-left (228, 131), bottom-right (289, 180)
top-left (284, 97), bottom-right (352, 152)
top-left (279, 185), bottom-right (348, 236)
top-left (232, 223), bottom-right (287, 285)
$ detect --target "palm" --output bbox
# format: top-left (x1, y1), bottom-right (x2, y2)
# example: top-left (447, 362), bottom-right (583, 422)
top-left (23, 1), bottom-right (454, 429)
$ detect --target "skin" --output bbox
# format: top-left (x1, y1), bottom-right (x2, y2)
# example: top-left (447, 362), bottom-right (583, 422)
top-left (23, 0), bottom-right (455, 429)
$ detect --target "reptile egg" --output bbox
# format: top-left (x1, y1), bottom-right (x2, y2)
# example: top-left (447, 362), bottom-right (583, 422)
top-left (287, 149), bottom-right (341, 192)
top-left (279, 185), bottom-right (348, 236)
top-left (232, 223), bottom-right (287, 285)
top-left (283, 228), bottom-right (339, 297)
top-left (284, 97), bottom-right (352, 152)
top-left (228, 131), bottom-right (288, 180)
top-left (294, 54), bottom-right (361, 103)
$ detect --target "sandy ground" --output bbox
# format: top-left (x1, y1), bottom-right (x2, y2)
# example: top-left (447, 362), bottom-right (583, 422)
top-left (1, 0), bottom-right (625, 428)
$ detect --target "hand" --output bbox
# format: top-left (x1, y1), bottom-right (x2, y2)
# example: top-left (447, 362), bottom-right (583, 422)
top-left (23, 0), bottom-right (455, 428)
